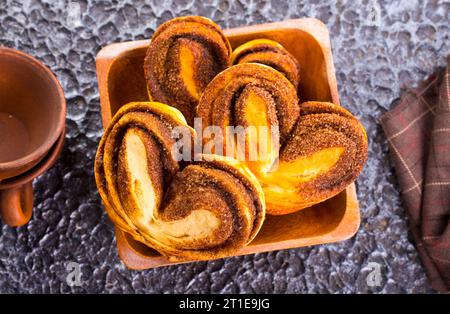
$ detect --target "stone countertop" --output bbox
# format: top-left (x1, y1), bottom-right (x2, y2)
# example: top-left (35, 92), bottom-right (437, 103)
top-left (0, 0), bottom-right (448, 293)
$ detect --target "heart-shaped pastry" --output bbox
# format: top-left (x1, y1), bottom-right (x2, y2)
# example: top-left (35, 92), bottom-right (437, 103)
top-left (95, 102), bottom-right (265, 261)
top-left (197, 63), bottom-right (368, 215)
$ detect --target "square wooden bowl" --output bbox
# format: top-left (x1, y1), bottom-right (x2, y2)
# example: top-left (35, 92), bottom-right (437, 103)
top-left (96, 18), bottom-right (360, 270)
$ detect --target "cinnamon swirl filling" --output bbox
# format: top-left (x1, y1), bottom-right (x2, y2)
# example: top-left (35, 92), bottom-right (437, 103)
top-left (144, 16), bottom-right (231, 125)
top-left (197, 63), bottom-right (367, 215)
top-left (197, 63), bottom-right (300, 160)
top-left (261, 101), bottom-right (368, 214)
top-left (95, 102), bottom-right (265, 260)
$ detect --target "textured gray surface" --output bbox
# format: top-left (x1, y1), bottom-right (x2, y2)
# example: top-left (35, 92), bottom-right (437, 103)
top-left (0, 0), bottom-right (449, 293)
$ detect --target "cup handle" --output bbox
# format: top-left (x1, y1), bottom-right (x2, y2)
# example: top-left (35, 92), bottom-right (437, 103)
top-left (0, 182), bottom-right (33, 227)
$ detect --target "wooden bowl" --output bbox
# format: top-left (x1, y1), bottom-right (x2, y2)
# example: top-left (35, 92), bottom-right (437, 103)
top-left (96, 18), bottom-right (360, 269)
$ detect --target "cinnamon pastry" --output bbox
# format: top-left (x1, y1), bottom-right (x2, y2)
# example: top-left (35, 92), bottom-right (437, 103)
top-left (260, 101), bottom-right (368, 214)
top-left (231, 39), bottom-right (301, 90)
top-left (94, 102), bottom-right (265, 261)
top-left (144, 16), bottom-right (231, 125)
top-left (197, 63), bottom-right (367, 214)
top-left (197, 62), bottom-right (300, 170)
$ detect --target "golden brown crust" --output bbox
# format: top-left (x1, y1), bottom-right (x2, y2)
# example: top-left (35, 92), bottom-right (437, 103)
top-left (265, 101), bottom-right (368, 214)
top-left (198, 76), bottom-right (367, 215)
top-left (231, 39), bottom-right (301, 90)
top-left (94, 102), bottom-right (265, 261)
top-left (144, 16), bottom-right (231, 125)
top-left (192, 156), bottom-right (265, 242)
top-left (197, 63), bottom-right (300, 146)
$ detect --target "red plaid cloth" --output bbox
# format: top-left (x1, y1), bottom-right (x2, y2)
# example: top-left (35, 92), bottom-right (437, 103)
top-left (380, 56), bottom-right (450, 293)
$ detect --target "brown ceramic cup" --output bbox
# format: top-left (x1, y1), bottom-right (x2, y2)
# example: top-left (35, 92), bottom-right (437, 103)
top-left (0, 47), bottom-right (66, 227)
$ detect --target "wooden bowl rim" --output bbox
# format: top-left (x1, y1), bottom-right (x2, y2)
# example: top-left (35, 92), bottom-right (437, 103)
top-left (115, 184), bottom-right (360, 270)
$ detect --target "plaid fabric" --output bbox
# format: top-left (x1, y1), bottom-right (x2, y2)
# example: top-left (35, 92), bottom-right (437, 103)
top-left (380, 56), bottom-right (450, 293)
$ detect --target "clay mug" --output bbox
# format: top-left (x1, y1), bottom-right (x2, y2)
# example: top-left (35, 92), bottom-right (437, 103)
top-left (0, 47), bottom-right (66, 227)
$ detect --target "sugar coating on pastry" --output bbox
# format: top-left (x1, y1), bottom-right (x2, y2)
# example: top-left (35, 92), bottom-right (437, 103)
top-left (95, 102), bottom-right (265, 261)
top-left (144, 16), bottom-right (231, 125)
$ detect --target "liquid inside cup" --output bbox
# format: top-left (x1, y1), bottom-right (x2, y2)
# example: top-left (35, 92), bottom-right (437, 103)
top-left (0, 112), bottom-right (30, 163)
top-left (0, 48), bottom-right (65, 178)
